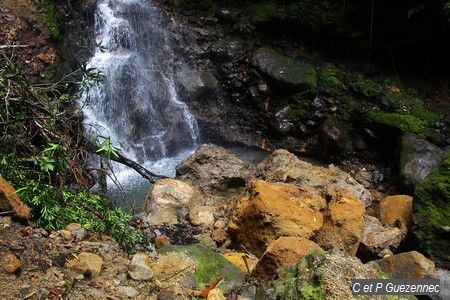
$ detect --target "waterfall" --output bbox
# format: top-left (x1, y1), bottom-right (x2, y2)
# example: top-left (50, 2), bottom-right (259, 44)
top-left (80, 0), bottom-right (199, 172)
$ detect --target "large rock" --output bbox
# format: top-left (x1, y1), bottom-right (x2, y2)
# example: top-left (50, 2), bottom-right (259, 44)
top-left (314, 189), bottom-right (365, 255)
top-left (379, 195), bottom-right (413, 230)
top-left (359, 215), bottom-right (403, 258)
top-left (414, 152), bottom-right (450, 268)
top-left (399, 133), bottom-right (445, 188)
top-left (257, 149), bottom-right (373, 207)
top-left (159, 244), bottom-right (245, 294)
top-left (251, 47), bottom-right (317, 89)
top-left (128, 253), bottom-right (154, 281)
top-left (370, 251), bottom-right (436, 279)
top-left (66, 252), bottom-right (103, 278)
top-left (229, 180), bottom-right (324, 257)
top-left (178, 69), bottom-right (218, 100)
top-left (252, 236), bottom-right (322, 280)
top-left (143, 178), bottom-right (204, 225)
top-left (432, 268), bottom-right (450, 300)
top-left (0, 176), bottom-right (30, 219)
top-left (273, 250), bottom-right (381, 300)
top-left (176, 144), bottom-right (254, 191)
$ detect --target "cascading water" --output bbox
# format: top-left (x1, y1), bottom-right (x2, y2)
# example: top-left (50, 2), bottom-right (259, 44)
top-left (81, 0), bottom-right (199, 175)
top-left (79, 0), bottom-right (200, 207)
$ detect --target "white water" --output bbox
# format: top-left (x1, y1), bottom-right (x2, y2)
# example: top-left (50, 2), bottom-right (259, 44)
top-left (80, 0), bottom-right (199, 186)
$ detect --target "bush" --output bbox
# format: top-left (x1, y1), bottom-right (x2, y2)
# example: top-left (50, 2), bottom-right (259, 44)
top-left (0, 154), bottom-right (142, 252)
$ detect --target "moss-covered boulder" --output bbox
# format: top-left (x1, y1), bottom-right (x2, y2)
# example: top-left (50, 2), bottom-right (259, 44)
top-left (399, 133), bottom-right (445, 188)
top-left (272, 250), bottom-right (418, 300)
top-left (251, 47), bottom-right (317, 90)
top-left (414, 151), bottom-right (450, 268)
top-left (159, 244), bottom-right (245, 293)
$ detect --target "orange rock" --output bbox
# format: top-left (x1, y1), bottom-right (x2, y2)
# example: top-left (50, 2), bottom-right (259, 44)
top-left (2, 252), bottom-right (21, 273)
top-left (0, 176), bottom-right (30, 219)
top-left (314, 189), bottom-right (365, 255)
top-left (65, 223), bottom-right (81, 232)
top-left (229, 180), bottom-right (324, 257)
top-left (66, 252), bottom-right (103, 278)
top-left (154, 235), bottom-right (171, 248)
top-left (211, 229), bottom-right (228, 244)
top-left (371, 251), bottom-right (435, 279)
top-left (252, 236), bottom-right (322, 279)
top-left (37, 50), bottom-right (56, 65)
top-left (379, 195), bottom-right (413, 229)
top-left (223, 252), bottom-right (258, 274)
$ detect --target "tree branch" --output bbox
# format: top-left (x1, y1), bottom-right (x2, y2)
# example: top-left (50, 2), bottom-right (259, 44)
top-left (111, 152), bottom-right (166, 183)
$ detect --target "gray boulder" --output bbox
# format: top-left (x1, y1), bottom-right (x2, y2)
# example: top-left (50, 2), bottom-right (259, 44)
top-left (399, 133), bottom-right (445, 188)
top-left (176, 144), bottom-right (254, 191)
top-left (251, 47), bottom-right (317, 89)
top-left (178, 69), bottom-right (218, 100)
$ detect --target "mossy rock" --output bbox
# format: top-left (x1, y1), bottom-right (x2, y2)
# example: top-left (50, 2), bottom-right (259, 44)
top-left (273, 250), bottom-right (418, 299)
top-left (368, 112), bottom-right (426, 134)
top-left (345, 73), bottom-right (383, 99)
top-left (414, 151), bottom-right (450, 268)
top-left (159, 244), bottom-right (245, 293)
top-left (273, 250), bottom-right (327, 300)
top-left (318, 63), bottom-right (344, 95)
top-left (251, 47), bottom-right (317, 90)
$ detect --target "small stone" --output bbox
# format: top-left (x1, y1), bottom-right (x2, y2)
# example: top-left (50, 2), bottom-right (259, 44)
top-left (154, 235), bottom-right (171, 248)
top-left (214, 220), bottom-right (226, 229)
top-left (66, 252), bottom-right (103, 278)
top-left (189, 206), bottom-right (215, 227)
top-left (118, 286), bottom-right (139, 298)
top-left (0, 216), bottom-right (12, 227)
top-left (2, 252), bottom-right (21, 273)
top-left (211, 229), bottom-right (228, 244)
top-left (65, 223), bottom-right (81, 232)
top-left (73, 228), bottom-right (87, 241)
top-left (59, 230), bottom-right (73, 241)
top-left (87, 288), bottom-right (107, 300)
top-left (128, 253), bottom-right (153, 281)
top-left (20, 226), bottom-right (33, 236)
top-left (116, 273), bottom-right (127, 284)
top-left (207, 288), bottom-right (226, 300)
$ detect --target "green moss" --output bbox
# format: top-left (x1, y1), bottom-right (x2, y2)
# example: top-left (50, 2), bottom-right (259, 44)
top-left (385, 92), bottom-right (438, 125)
top-left (40, 0), bottom-right (60, 40)
top-left (346, 73), bottom-right (383, 98)
top-left (273, 250), bottom-right (327, 300)
top-left (414, 152), bottom-right (450, 266)
top-left (368, 112), bottom-right (426, 134)
top-left (248, 1), bottom-right (280, 22)
top-left (318, 64), bottom-right (343, 94)
top-left (159, 244), bottom-right (245, 293)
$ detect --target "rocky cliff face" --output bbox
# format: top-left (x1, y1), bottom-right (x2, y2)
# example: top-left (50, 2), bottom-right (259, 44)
top-left (153, 0), bottom-right (449, 165)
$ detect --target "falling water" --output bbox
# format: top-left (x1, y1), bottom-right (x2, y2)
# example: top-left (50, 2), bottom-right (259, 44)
top-left (81, 0), bottom-right (199, 174)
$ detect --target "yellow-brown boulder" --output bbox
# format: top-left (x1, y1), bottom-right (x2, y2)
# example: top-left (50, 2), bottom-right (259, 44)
top-left (252, 236), bottom-right (322, 280)
top-left (379, 195), bottom-right (413, 229)
top-left (229, 180), bottom-right (324, 257)
top-left (314, 189), bottom-right (365, 255)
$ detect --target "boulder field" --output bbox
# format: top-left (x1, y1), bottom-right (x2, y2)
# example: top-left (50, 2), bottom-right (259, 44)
top-left (0, 144), bottom-right (447, 299)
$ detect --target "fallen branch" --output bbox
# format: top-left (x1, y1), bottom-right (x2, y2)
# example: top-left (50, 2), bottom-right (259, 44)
top-left (0, 45), bottom-right (29, 49)
top-left (112, 152), bottom-right (166, 183)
